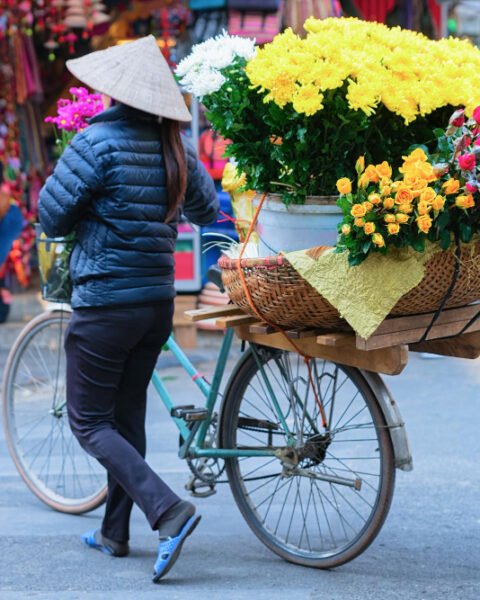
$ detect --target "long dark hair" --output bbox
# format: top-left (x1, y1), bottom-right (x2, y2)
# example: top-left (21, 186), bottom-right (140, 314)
top-left (161, 118), bottom-right (187, 223)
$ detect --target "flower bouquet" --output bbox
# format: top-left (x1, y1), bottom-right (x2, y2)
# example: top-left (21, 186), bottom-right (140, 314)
top-left (336, 106), bottom-right (480, 265)
top-left (38, 88), bottom-right (103, 303)
top-left (177, 19), bottom-right (480, 205)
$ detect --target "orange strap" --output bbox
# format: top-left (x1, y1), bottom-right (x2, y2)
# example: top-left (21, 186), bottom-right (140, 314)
top-left (236, 192), bottom-right (328, 429)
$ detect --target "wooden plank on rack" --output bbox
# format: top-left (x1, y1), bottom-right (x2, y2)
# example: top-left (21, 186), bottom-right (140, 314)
top-left (185, 305), bottom-right (244, 322)
top-left (369, 303), bottom-right (480, 336)
top-left (249, 322), bottom-right (276, 334)
top-left (287, 329), bottom-right (322, 339)
top-left (217, 314), bottom-right (259, 328)
top-left (235, 326), bottom-right (408, 376)
top-left (357, 313), bottom-right (480, 351)
top-left (409, 331), bottom-right (480, 359)
top-left (316, 332), bottom-right (354, 347)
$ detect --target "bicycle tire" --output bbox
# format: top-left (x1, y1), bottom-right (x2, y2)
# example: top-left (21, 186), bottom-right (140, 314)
top-left (220, 347), bottom-right (395, 569)
top-left (2, 310), bottom-right (107, 514)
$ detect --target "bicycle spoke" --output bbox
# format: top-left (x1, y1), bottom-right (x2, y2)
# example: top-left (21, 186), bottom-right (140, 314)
top-left (225, 349), bottom-right (394, 566)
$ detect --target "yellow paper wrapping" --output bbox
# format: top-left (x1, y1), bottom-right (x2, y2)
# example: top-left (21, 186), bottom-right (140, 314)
top-left (285, 244), bottom-right (441, 339)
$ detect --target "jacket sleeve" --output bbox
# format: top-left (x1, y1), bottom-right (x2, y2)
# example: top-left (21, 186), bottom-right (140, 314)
top-left (182, 139), bottom-right (219, 226)
top-left (38, 132), bottom-right (101, 237)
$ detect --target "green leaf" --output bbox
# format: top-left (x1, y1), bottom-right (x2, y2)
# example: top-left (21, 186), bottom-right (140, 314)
top-left (362, 240), bottom-right (372, 254)
top-left (436, 210), bottom-right (451, 229)
top-left (459, 222), bottom-right (473, 243)
top-left (336, 196), bottom-right (352, 213)
top-left (440, 229), bottom-right (451, 250)
top-left (411, 236), bottom-right (425, 252)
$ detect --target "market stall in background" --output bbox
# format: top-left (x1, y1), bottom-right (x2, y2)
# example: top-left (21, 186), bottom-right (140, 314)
top-left (0, 0), bottom-right (474, 342)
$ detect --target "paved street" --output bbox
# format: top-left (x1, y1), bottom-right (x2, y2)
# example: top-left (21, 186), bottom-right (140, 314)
top-left (0, 301), bottom-right (479, 599)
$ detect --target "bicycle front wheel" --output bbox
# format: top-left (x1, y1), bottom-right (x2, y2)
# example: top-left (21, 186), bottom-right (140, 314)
top-left (220, 347), bottom-right (395, 569)
top-left (2, 310), bottom-right (107, 514)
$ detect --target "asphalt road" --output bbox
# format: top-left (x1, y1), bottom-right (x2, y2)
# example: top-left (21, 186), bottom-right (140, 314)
top-left (0, 321), bottom-right (479, 600)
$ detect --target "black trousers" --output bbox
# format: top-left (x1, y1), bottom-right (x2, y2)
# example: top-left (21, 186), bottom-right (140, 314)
top-left (65, 301), bottom-right (179, 543)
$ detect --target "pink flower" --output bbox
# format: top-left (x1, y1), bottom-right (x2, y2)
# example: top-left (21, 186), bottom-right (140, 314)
top-left (473, 105), bottom-right (480, 124)
top-left (449, 108), bottom-right (465, 127)
top-left (465, 181), bottom-right (478, 193)
top-left (458, 153), bottom-right (476, 171)
top-left (475, 137), bottom-right (480, 147)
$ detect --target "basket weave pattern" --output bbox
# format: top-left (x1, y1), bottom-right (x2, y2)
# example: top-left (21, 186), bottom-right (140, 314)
top-left (219, 243), bottom-right (480, 330)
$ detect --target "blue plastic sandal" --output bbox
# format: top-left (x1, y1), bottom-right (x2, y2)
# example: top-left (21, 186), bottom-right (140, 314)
top-left (152, 514), bottom-right (201, 582)
top-left (81, 529), bottom-right (129, 557)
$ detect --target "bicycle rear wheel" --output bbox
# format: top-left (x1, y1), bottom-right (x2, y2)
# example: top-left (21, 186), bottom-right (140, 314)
top-left (220, 346), bottom-right (395, 569)
top-left (2, 310), bottom-right (107, 514)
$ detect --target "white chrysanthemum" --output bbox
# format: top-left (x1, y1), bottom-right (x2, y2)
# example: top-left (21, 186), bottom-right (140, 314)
top-left (186, 69), bottom-right (226, 99)
top-left (175, 32), bottom-right (256, 98)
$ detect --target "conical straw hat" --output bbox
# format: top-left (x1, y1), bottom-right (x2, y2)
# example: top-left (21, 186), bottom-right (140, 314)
top-left (66, 36), bottom-right (191, 122)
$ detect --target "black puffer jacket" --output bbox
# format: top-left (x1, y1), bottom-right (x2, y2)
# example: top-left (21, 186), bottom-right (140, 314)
top-left (39, 104), bottom-right (218, 308)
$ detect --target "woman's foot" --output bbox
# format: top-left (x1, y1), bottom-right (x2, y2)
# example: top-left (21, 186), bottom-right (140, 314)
top-left (81, 529), bottom-right (129, 557)
top-left (153, 500), bottom-right (201, 582)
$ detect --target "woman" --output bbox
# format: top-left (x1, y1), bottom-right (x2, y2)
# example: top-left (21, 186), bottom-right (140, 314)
top-left (38, 36), bottom-right (218, 582)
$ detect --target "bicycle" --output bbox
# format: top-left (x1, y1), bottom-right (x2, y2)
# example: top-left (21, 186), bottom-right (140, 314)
top-left (2, 269), bottom-right (412, 569)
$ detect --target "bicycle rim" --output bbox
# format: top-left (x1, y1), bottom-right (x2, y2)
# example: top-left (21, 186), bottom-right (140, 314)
top-left (221, 348), bottom-right (395, 568)
top-left (2, 310), bottom-right (107, 514)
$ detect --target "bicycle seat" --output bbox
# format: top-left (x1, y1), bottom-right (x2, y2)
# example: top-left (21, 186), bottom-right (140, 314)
top-left (207, 265), bottom-right (225, 293)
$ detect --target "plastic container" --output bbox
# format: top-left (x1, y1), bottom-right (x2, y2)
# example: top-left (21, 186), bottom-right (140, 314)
top-left (35, 224), bottom-right (73, 303)
top-left (254, 194), bottom-right (342, 255)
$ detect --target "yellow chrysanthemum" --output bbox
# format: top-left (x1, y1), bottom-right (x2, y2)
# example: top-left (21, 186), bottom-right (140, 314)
top-left (245, 18), bottom-right (480, 122)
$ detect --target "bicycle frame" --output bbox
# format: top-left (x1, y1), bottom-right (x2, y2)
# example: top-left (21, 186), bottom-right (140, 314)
top-left (151, 329), bottom-right (279, 460)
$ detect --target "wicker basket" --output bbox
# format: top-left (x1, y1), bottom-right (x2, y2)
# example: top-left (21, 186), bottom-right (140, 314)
top-left (218, 243), bottom-right (480, 330)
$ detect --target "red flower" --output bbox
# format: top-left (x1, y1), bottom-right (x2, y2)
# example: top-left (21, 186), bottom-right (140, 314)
top-left (465, 181), bottom-right (478, 193)
top-left (458, 153), bottom-right (476, 171)
top-left (475, 137), bottom-right (480, 147)
top-left (449, 108), bottom-right (465, 127)
top-left (473, 105), bottom-right (480, 124)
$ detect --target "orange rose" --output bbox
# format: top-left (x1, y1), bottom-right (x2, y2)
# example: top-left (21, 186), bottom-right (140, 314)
top-left (355, 156), bottom-right (365, 174)
top-left (442, 178), bottom-right (460, 195)
top-left (354, 217), bottom-right (366, 227)
top-left (396, 213), bottom-right (410, 224)
top-left (402, 148), bottom-right (428, 164)
top-left (336, 178), bottom-right (352, 195)
top-left (384, 214), bottom-right (396, 223)
top-left (455, 194), bottom-right (475, 209)
top-left (398, 203), bottom-right (414, 214)
top-left (341, 223), bottom-right (351, 235)
top-left (387, 223), bottom-right (400, 235)
top-left (416, 214), bottom-right (432, 233)
top-left (368, 193), bottom-right (382, 205)
top-left (364, 222), bottom-right (376, 235)
top-left (417, 201), bottom-right (431, 216)
top-left (358, 173), bottom-right (370, 188)
top-left (364, 164), bottom-right (380, 183)
top-left (383, 197), bottom-right (395, 210)
top-left (372, 233), bottom-right (385, 247)
top-left (403, 175), bottom-right (428, 194)
top-left (395, 188), bottom-right (413, 204)
top-left (375, 161), bottom-right (392, 180)
top-left (362, 201), bottom-right (374, 212)
top-left (380, 185), bottom-right (392, 197)
top-left (351, 203), bottom-right (367, 218)
top-left (420, 187), bottom-right (437, 204)
top-left (431, 194), bottom-right (446, 211)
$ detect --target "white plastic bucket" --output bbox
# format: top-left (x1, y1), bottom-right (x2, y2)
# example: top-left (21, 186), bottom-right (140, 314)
top-left (254, 194), bottom-right (342, 255)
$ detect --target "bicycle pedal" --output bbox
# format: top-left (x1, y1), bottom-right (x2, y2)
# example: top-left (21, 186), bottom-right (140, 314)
top-left (171, 406), bottom-right (208, 422)
top-left (185, 475), bottom-right (216, 498)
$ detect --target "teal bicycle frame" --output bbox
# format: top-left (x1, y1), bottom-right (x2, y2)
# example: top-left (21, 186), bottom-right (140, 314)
top-left (150, 329), bottom-right (284, 460)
